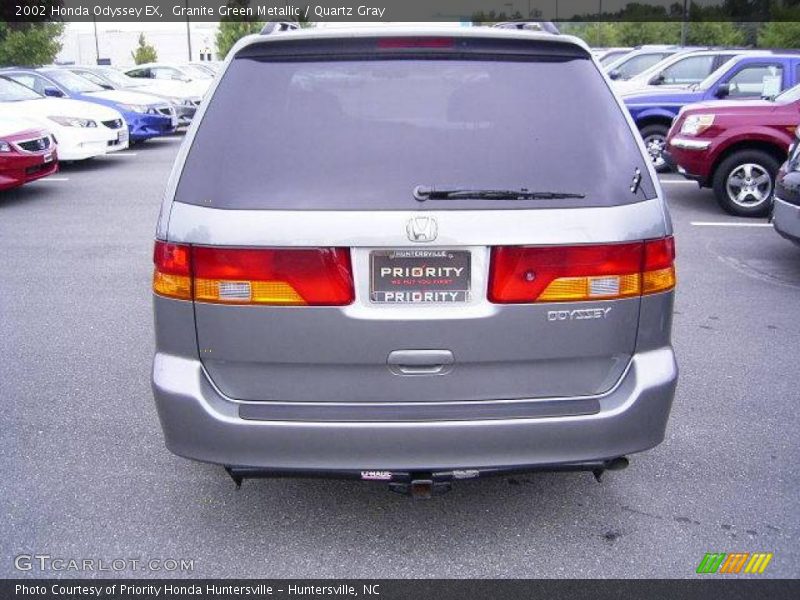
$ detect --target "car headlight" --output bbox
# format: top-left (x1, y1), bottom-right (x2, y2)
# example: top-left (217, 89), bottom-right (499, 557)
top-left (117, 103), bottom-right (149, 114)
top-left (48, 116), bottom-right (97, 128)
top-left (680, 114), bottom-right (715, 136)
top-left (0, 140), bottom-right (12, 152)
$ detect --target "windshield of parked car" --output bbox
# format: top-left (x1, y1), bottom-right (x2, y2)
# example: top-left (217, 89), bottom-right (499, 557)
top-left (694, 57), bottom-right (739, 91)
top-left (98, 68), bottom-right (143, 89)
top-left (609, 52), bottom-right (673, 80)
top-left (180, 65), bottom-right (213, 80)
top-left (599, 50), bottom-right (629, 66)
top-left (774, 83), bottom-right (800, 104)
top-left (43, 69), bottom-right (105, 94)
top-left (177, 53), bottom-right (655, 210)
top-left (0, 76), bottom-right (43, 101)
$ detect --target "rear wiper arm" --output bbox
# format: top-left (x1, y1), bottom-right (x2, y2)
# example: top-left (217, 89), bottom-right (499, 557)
top-left (413, 185), bottom-right (585, 202)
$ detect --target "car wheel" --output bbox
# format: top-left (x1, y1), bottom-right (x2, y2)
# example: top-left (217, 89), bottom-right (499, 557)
top-left (712, 150), bottom-right (779, 218)
top-left (640, 124), bottom-right (671, 173)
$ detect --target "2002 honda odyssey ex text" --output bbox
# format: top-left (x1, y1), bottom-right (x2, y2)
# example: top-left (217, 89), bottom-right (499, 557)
top-left (151, 26), bottom-right (678, 495)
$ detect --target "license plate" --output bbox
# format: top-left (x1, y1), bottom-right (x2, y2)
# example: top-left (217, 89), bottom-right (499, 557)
top-left (170, 115), bottom-right (178, 128)
top-left (42, 153), bottom-right (53, 164)
top-left (370, 250), bottom-right (471, 304)
top-left (117, 130), bottom-right (127, 143)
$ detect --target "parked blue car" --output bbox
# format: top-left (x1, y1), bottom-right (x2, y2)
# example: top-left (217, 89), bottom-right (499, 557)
top-left (0, 67), bottom-right (177, 142)
top-left (622, 53), bottom-right (800, 171)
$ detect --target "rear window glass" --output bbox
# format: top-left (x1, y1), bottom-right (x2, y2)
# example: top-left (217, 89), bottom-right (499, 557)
top-left (176, 51), bottom-right (654, 210)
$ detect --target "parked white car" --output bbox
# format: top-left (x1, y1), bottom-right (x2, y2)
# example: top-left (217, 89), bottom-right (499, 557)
top-left (66, 66), bottom-right (203, 126)
top-left (0, 75), bottom-right (128, 160)
top-left (613, 49), bottom-right (749, 95)
top-left (124, 63), bottom-right (213, 96)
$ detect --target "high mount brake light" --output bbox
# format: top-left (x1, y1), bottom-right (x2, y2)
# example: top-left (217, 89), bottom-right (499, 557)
top-left (488, 237), bottom-right (675, 304)
top-left (153, 242), bottom-right (354, 306)
top-left (377, 37), bottom-right (455, 49)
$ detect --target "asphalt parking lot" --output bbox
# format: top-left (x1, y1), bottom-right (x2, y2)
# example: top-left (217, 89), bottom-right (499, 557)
top-left (1, 136), bottom-right (798, 579)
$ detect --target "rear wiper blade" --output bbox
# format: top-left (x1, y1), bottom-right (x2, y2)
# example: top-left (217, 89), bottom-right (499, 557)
top-left (413, 185), bottom-right (585, 202)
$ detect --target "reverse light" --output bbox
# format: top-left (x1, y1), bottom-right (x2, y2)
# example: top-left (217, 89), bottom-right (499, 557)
top-left (152, 242), bottom-right (354, 306)
top-left (489, 238), bottom-right (675, 304)
top-left (680, 114), bottom-right (715, 136)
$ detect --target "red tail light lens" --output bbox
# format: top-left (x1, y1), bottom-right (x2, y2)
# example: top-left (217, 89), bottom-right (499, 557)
top-left (489, 238), bottom-right (675, 304)
top-left (153, 241), bottom-right (192, 300)
top-left (192, 247), bottom-right (354, 306)
top-left (642, 237), bottom-right (676, 294)
top-left (153, 242), bottom-right (354, 306)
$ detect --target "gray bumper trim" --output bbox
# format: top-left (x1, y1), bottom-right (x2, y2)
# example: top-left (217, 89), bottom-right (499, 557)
top-left (152, 347), bottom-right (677, 471)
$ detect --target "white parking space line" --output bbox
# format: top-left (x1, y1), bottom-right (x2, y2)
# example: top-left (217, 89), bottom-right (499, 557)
top-left (691, 221), bottom-right (773, 228)
top-left (34, 177), bottom-right (69, 182)
top-left (660, 180), bottom-right (698, 184)
top-left (106, 152), bottom-right (138, 157)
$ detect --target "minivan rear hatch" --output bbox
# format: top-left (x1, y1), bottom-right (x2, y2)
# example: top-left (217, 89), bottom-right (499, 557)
top-left (169, 33), bottom-right (663, 404)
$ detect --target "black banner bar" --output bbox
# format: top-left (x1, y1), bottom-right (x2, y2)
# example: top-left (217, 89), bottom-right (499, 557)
top-left (4, 580), bottom-right (800, 600)
top-left (2, 0), bottom-right (799, 23)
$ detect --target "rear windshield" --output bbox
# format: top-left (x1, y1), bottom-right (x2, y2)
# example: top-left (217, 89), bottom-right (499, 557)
top-left (176, 50), bottom-right (654, 210)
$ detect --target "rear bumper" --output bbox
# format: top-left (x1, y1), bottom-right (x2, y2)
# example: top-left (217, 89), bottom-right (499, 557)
top-left (152, 347), bottom-right (678, 471)
top-left (772, 196), bottom-right (800, 245)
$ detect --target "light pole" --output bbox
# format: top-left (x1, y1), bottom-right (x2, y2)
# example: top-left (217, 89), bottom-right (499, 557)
top-left (92, 16), bottom-right (100, 64)
top-left (597, 0), bottom-right (603, 47)
top-left (680, 0), bottom-right (689, 46)
top-left (185, 0), bottom-right (193, 61)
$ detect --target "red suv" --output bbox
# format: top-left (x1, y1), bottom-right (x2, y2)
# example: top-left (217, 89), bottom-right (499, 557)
top-left (666, 84), bottom-right (800, 217)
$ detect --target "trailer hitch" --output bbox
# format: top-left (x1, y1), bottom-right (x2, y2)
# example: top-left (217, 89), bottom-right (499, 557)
top-left (224, 457), bottom-right (629, 496)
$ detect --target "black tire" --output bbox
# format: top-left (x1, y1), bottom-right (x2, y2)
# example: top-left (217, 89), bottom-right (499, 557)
top-left (712, 150), bottom-right (780, 218)
top-left (640, 124), bottom-right (671, 173)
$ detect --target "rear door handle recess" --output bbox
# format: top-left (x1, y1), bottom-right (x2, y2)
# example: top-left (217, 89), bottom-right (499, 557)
top-left (387, 350), bottom-right (454, 376)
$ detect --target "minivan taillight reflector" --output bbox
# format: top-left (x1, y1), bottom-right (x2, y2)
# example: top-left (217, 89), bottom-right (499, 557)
top-left (488, 238), bottom-right (675, 304)
top-left (152, 242), bottom-right (354, 306)
top-left (153, 241), bottom-right (192, 300)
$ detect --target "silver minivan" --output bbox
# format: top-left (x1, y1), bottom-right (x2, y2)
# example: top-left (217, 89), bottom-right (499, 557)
top-left (152, 26), bottom-right (678, 496)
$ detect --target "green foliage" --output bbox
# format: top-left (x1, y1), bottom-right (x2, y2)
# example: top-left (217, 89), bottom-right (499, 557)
top-left (215, 20), bottom-right (264, 60)
top-left (616, 21), bottom-right (682, 46)
top-left (560, 22), bottom-right (622, 46)
top-left (0, 22), bottom-right (64, 67)
top-left (758, 19), bottom-right (800, 48)
top-left (684, 21), bottom-right (746, 46)
top-left (131, 33), bottom-right (158, 65)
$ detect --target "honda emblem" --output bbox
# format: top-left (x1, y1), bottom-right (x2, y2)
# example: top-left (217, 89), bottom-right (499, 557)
top-left (406, 217), bottom-right (438, 243)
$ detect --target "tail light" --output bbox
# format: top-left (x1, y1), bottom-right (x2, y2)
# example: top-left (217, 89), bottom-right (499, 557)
top-left (489, 237), bottom-right (675, 304)
top-left (153, 242), bottom-right (192, 300)
top-left (153, 241), bottom-right (354, 306)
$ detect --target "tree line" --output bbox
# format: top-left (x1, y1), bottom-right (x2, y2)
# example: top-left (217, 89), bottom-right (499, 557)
top-left (558, 21), bottom-right (800, 48)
